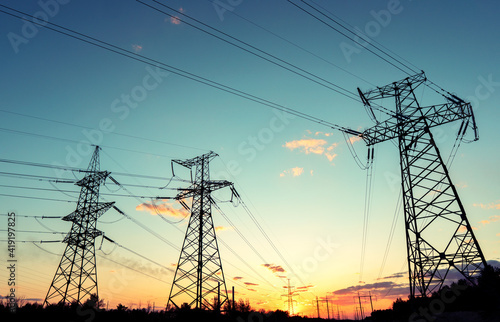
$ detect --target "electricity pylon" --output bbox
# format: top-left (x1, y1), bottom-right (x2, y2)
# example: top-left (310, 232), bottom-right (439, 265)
top-left (356, 72), bottom-right (486, 298)
top-left (168, 151), bottom-right (232, 310)
top-left (44, 146), bottom-right (114, 306)
top-left (281, 279), bottom-right (297, 315)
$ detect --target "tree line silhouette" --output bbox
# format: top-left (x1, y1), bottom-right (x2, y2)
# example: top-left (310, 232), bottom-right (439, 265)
top-left (2, 265), bottom-right (499, 321)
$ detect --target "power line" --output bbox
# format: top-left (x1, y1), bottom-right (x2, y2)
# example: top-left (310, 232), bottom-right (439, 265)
top-left (0, 239), bottom-right (63, 243)
top-left (0, 127), bottom-right (176, 159)
top-left (0, 193), bottom-right (75, 203)
top-left (0, 213), bottom-right (62, 219)
top-left (231, 188), bottom-right (305, 285)
top-left (0, 171), bottom-right (75, 183)
top-left (287, 0), bottom-right (415, 75)
top-left (18, 234), bottom-right (173, 286)
top-left (102, 237), bottom-right (176, 274)
top-left (0, 157), bottom-right (189, 183)
top-left (202, 0), bottom-right (376, 87)
top-left (138, 0), bottom-right (360, 101)
top-left (140, 0), bottom-right (396, 119)
top-left (98, 254), bottom-right (172, 285)
top-left (0, 183), bottom-right (174, 199)
top-left (308, 0), bottom-right (421, 73)
top-left (0, 5), bottom-right (360, 135)
top-left (291, 1), bottom-right (456, 98)
top-left (0, 108), bottom-right (208, 153)
top-left (303, 0), bottom-right (418, 74)
top-left (0, 229), bottom-right (65, 235)
top-left (359, 148), bottom-right (375, 283)
top-left (111, 205), bottom-right (180, 251)
top-left (210, 199), bottom-right (282, 290)
top-left (211, 197), bottom-right (268, 265)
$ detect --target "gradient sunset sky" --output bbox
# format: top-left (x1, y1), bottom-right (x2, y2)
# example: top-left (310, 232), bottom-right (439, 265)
top-left (1, 0), bottom-right (500, 318)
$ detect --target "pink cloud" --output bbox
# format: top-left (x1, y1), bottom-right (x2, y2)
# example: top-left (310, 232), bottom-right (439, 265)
top-left (215, 226), bottom-right (233, 232)
top-left (168, 7), bottom-right (185, 25)
top-left (283, 139), bottom-right (327, 155)
top-left (283, 136), bottom-right (339, 163)
top-left (262, 264), bottom-right (286, 273)
top-left (348, 136), bottom-right (362, 144)
top-left (132, 44), bottom-right (143, 52)
top-left (244, 282), bottom-right (259, 286)
top-left (136, 200), bottom-right (188, 218)
top-left (458, 225), bottom-right (478, 233)
top-left (170, 16), bottom-right (181, 25)
top-left (295, 284), bottom-right (315, 292)
top-left (233, 276), bottom-right (243, 281)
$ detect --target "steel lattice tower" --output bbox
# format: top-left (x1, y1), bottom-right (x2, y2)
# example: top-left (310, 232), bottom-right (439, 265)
top-left (168, 151), bottom-right (232, 310)
top-left (44, 146), bottom-right (114, 306)
top-left (356, 72), bottom-right (487, 298)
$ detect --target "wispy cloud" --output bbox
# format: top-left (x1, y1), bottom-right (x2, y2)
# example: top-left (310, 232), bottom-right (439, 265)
top-left (170, 16), bottom-right (181, 25)
top-left (284, 138), bottom-right (327, 155)
top-left (132, 44), bottom-right (143, 52)
top-left (331, 281), bottom-right (409, 298)
top-left (458, 225), bottom-right (478, 232)
top-left (215, 226), bottom-right (233, 232)
top-left (376, 272), bottom-right (406, 280)
top-left (348, 135), bottom-right (362, 144)
top-left (280, 167), bottom-right (305, 177)
top-left (315, 131), bottom-right (334, 137)
top-left (473, 214), bottom-right (500, 228)
top-left (233, 276), bottom-right (243, 281)
top-left (283, 132), bottom-right (339, 163)
top-left (473, 201), bottom-right (500, 210)
top-left (295, 284), bottom-right (315, 293)
top-left (167, 7), bottom-right (185, 25)
top-left (136, 200), bottom-right (188, 218)
top-left (244, 282), bottom-right (259, 286)
top-left (491, 215), bottom-right (500, 222)
top-left (262, 264), bottom-right (286, 273)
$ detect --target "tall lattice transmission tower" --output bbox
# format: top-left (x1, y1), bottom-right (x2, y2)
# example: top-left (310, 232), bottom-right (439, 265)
top-left (168, 151), bottom-right (232, 310)
top-left (355, 72), bottom-right (486, 298)
top-left (44, 146), bottom-right (114, 306)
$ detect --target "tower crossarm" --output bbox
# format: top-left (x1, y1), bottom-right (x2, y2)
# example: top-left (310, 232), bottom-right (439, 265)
top-left (361, 100), bottom-right (474, 146)
top-left (172, 151), bottom-right (218, 169)
top-left (175, 180), bottom-right (233, 200)
top-left (360, 72), bottom-right (427, 101)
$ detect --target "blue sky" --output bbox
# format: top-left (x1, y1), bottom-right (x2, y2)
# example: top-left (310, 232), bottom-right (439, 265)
top-left (1, 0), bottom-right (499, 317)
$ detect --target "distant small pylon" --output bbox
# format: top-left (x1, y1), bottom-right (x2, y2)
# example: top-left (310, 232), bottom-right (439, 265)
top-left (281, 279), bottom-right (297, 315)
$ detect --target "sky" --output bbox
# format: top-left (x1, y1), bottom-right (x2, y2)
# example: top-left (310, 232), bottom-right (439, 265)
top-left (0, 0), bottom-right (499, 318)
